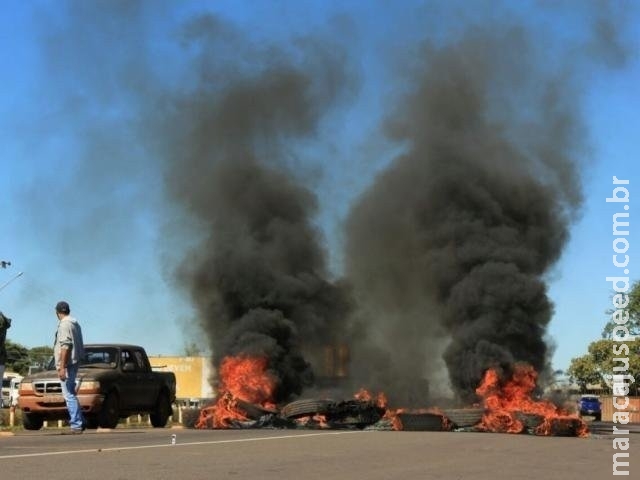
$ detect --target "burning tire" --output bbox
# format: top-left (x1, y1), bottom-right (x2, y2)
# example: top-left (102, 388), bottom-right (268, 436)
top-left (397, 413), bottom-right (444, 431)
top-left (545, 417), bottom-right (584, 437)
top-left (236, 399), bottom-right (278, 420)
top-left (181, 407), bottom-right (201, 428)
top-left (326, 400), bottom-right (385, 429)
top-left (514, 412), bottom-right (545, 431)
top-left (279, 399), bottom-right (334, 419)
top-left (442, 408), bottom-right (484, 428)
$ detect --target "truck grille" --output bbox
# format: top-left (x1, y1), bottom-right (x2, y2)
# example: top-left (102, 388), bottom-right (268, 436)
top-left (33, 381), bottom-right (63, 394)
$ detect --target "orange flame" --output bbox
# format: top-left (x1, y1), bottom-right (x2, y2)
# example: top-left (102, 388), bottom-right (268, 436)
top-left (196, 355), bottom-right (277, 428)
top-left (354, 388), bottom-right (388, 410)
top-left (295, 414), bottom-right (329, 429)
top-left (476, 364), bottom-right (588, 437)
top-left (218, 355), bottom-right (277, 405)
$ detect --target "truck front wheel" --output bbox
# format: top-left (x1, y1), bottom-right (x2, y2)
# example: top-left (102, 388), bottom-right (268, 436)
top-left (99, 392), bottom-right (120, 429)
top-left (22, 412), bottom-right (44, 430)
top-left (83, 414), bottom-right (99, 429)
top-left (150, 391), bottom-right (171, 428)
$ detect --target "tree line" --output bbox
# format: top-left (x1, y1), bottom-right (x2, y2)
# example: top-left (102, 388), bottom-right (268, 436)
top-left (3, 341), bottom-right (53, 376)
top-left (567, 280), bottom-right (640, 394)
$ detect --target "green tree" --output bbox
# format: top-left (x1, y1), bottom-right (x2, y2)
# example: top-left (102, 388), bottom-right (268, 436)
top-left (2, 341), bottom-right (53, 375)
top-left (568, 280), bottom-right (640, 394)
top-left (4, 340), bottom-right (30, 375)
top-left (28, 345), bottom-right (54, 368)
top-left (568, 339), bottom-right (640, 394)
top-left (567, 351), bottom-right (602, 392)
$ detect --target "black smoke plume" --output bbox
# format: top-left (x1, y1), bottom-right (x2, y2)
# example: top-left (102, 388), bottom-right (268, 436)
top-left (162, 16), bottom-right (355, 403)
top-left (344, 20), bottom-right (621, 403)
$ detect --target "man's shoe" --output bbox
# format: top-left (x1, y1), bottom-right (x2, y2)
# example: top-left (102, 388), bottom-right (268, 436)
top-left (70, 427), bottom-right (84, 434)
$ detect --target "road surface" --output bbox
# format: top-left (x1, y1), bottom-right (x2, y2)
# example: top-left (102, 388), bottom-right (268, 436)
top-left (0, 425), bottom-right (636, 479)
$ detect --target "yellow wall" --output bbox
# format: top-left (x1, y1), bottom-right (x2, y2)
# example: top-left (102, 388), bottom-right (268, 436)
top-left (149, 356), bottom-right (215, 400)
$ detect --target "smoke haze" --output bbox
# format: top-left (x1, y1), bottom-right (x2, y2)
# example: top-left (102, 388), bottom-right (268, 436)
top-left (16, 0), bottom-right (633, 405)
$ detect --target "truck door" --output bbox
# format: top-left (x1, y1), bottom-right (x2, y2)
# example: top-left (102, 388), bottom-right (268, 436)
top-left (132, 348), bottom-right (159, 409)
top-left (119, 348), bottom-right (142, 410)
top-left (121, 348), bottom-right (158, 409)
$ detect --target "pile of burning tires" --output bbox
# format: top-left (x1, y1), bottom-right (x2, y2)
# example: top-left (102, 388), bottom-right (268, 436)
top-left (277, 401), bottom-right (485, 432)
top-left (212, 397), bottom-right (388, 430)
top-left (201, 396), bottom-right (475, 432)
top-left (201, 397), bottom-right (586, 437)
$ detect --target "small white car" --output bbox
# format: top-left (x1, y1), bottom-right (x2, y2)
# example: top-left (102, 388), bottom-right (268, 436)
top-left (1, 373), bottom-right (22, 408)
top-left (9, 376), bottom-right (22, 407)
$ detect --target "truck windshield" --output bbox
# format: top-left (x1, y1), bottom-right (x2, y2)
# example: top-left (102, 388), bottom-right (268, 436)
top-left (81, 347), bottom-right (119, 368)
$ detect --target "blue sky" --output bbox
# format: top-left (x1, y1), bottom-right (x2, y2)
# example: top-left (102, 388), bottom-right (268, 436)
top-left (1, 0), bottom-right (638, 375)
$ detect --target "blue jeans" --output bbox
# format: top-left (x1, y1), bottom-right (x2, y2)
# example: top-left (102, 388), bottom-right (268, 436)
top-left (60, 363), bottom-right (84, 430)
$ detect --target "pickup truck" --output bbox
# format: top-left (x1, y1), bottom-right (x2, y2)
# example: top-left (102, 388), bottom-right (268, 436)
top-left (18, 344), bottom-right (176, 430)
top-left (578, 394), bottom-right (602, 421)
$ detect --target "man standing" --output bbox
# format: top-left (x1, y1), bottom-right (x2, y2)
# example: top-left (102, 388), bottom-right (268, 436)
top-left (54, 301), bottom-right (85, 433)
top-left (0, 310), bottom-right (11, 382)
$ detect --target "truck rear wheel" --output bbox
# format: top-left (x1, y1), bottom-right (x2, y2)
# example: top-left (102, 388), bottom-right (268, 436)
top-left (22, 412), bottom-right (44, 430)
top-left (99, 392), bottom-right (120, 429)
top-left (150, 391), bottom-right (171, 428)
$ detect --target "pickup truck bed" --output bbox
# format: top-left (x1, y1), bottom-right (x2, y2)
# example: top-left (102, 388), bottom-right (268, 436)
top-left (18, 344), bottom-right (177, 430)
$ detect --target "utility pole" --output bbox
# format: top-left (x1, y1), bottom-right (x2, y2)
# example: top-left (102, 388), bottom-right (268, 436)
top-left (0, 261), bottom-right (23, 292)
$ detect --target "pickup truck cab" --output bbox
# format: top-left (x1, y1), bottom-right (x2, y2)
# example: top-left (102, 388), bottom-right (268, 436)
top-left (18, 344), bottom-right (176, 430)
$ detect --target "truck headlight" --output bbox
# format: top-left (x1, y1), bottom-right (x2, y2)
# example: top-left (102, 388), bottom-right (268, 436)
top-left (18, 382), bottom-right (33, 394)
top-left (77, 380), bottom-right (100, 394)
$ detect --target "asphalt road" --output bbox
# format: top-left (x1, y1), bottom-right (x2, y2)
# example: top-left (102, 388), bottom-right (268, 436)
top-left (0, 425), bottom-right (637, 480)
